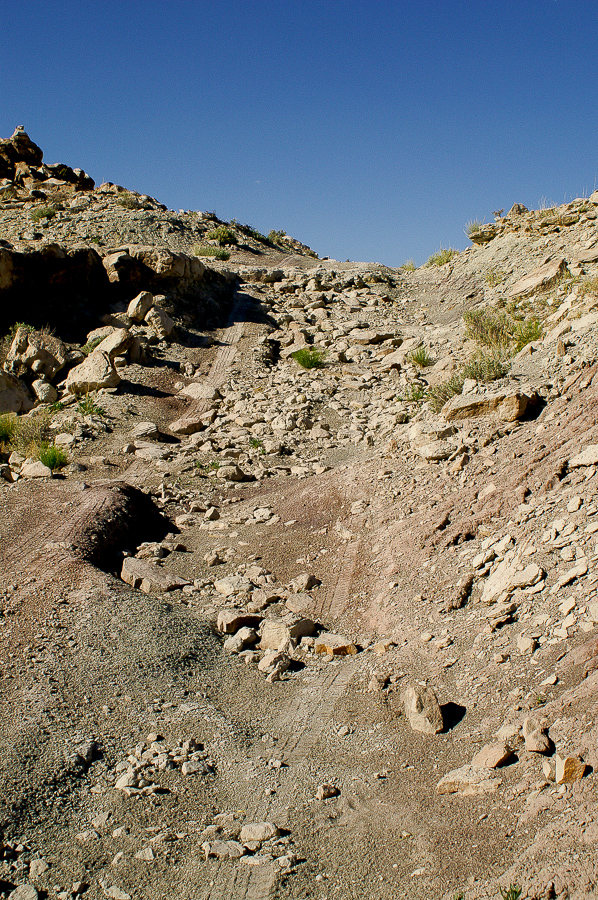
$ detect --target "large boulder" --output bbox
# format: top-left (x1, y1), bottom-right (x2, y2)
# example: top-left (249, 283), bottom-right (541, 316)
top-left (4, 327), bottom-right (68, 381)
top-left (0, 371), bottom-right (34, 413)
top-left (65, 350), bottom-right (120, 394)
top-left (441, 389), bottom-right (531, 422)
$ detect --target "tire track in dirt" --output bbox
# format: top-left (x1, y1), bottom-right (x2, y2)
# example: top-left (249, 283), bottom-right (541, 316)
top-left (168, 290), bottom-right (250, 431)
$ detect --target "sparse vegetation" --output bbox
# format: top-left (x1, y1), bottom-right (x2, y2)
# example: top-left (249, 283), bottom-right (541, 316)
top-left (10, 411), bottom-right (52, 457)
top-left (205, 225), bottom-right (238, 246)
top-left (232, 220), bottom-right (271, 245)
top-left (81, 336), bottom-right (104, 356)
top-left (464, 308), bottom-right (512, 348)
top-left (399, 259), bottom-right (416, 272)
top-left (116, 192), bottom-right (139, 209)
top-left (462, 350), bottom-right (510, 383)
top-left (578, 276), bottom-right (598, 298)
top-left (38, 441), bottom-right (68, 471)
top-left (0, 413), bottom-right (17, 448)
top-left (427, 373), bottom-right (465, 412)
top-left (485, 267), bottom-right (505, 287)
top-left (426, 247), bottom-right (458, 267)
top-left (408, 346), bottom-right (433, 368)
top-left (464, 307), bottom-right (542, 352)
top-left (30, 206), bottom-right (56, 223)
top-left (499, 885), bottom-right (522, 900)
top-left (192, 245), bottom-right (231, 260)
top-left (291, 348), bottom-right (327, 369)
top-left (512, 317), bottom-right (543, 351)
top-left (400, 383), bottom-right (427, 402)
top-left (268, 229), bottom-right (287, 245)
top-left (465, 219), bottom-right (483, 238)
top-left (249, 437), bottom-right (264, 449)
top-left (76, 395), bottom-right (106, 417)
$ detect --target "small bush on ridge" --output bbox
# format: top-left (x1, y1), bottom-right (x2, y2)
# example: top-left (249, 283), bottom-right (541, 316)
top-left (205, 225), bottom-right (238, 246)
top-left (193, 245), bottom-right (230, 260)
top-left (426, 247), bottom-right (458, 267)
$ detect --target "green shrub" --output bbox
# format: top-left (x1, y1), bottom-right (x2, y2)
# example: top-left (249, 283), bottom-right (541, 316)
top-left (233, 221), bottom-right (270, 244)
top-left (408, 346), bottom-right (433, 368)
top-left (512, 318), bottom-right (543, 351)
top-left (499, 886), bottom-right (521, 900)
top-left (30, 206), bottom-right (56, 223)
top-left (205, 225), bottom-right (238, 246)
top-left (38, 441), bottom-right (68, 471)
top-left (426, 247), bottom-right (458, 267)
top-left (192, 245), bottom-right (231, 260)
top-left (463, 308), bottom-right (512, 348)
top-left (427, 373), bottom-right (465, 412)
top-left (465, 219), bottom-right (482, 238)
top-left (268, 229), bottom-right (287, 245)
top-left (11, 411), bottom-right (51, 456)
top-left (462, 351), bottom-right (510, 383)
top-left (291, 348), bottom-right (327, 369)
top-left (399, 259), bottom-right (416, 272)
top-left (81, 336), bottom-right (104, 356)
top-left (76, 395), bottom-right (106, 417)
top-left (400, 383), bottom-right (427, 402)
top-left (0, 413), bottom-right (17, 447)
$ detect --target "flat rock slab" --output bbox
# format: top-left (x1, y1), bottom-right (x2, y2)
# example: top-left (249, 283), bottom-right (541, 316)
top-left (442, 390), bottom-right (530, 422)
top-left (217, 609), bottom-right (263, 634)
top-left (121, 557), bottom-right (189, 593)
top-left (436, 765), bottom-right (502, 795)
top-left (178, 382), bottom-right (221, 401)
top-left (314, 633), bottom-right (357, 656)
top-left (508, 257), bottom-right (567, 297)
top-left (471, 740), bottom-right (514, 768)
top-left (569, 444), bottom-right (598, 468)
top-left (555, 755), bottom-right (588, 784)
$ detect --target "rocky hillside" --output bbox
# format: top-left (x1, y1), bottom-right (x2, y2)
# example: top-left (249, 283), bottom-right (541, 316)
top-left (1, 128), bottom-right (598, 900)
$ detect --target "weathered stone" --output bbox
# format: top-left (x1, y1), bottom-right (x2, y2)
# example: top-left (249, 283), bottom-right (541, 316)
top-left (214, 575), bottom-right (252, 596)
top-left (442, 390), bottom-right (531, 422)
top-left (95, 328), bottom-right (131, 360)
top-left (20, 459), bottom-right (52, 478)
top-left (416, 440), bottom-right (454, 461)
top-left (31, 378), bottom-right (58, 403)
top-left (508, 258), bottom-right (567, 297)
top-left (240, 822), bottom-right (279, 843)
top-left (315, 783), bottom-right (340, 800)
top-left (471, 741), bottom-right (514, 768)
top-left (481, 558), bottom-right (544, 605)
top-left (257, 650), bottom-right (291, 675)
top-left (8, 886), bottom-right (39, 900)
top-left (169, 414), bottom-right (207, 435)
top-left (314, 633), bottom-right (357, 656)
top-left (130, 421), bottom-right (160, 440)
top-left (0, 371), bottom-right (34, 413)
top-left (4, 326), bottom-right (67, 380)
top-left (403, 684), bottom-right (444, 734)
top-left (523, 717), bottom-right (553, 754)
top-left (555, 755), bottom-right (588, 784)
top-left (127, 291), bottom-right (154, 322)
top-left (144, 306), bottom-right (174, 339)
top-left (569, 445), bottom-right (598, 468)
top-left (120, 557), bottom-right (189, 593)
top-left (217, 464), bottom-right (246, 482)
top-left (260, 616), bottom-right (316, 651)
top-left (436, 765), bottom-right (502, 795)
top-left (203, 840), bottom-right (245, 860)
top-left (65, 350), bottom-right (120, 394)
top-left (177, 382), bottom-right (221, 401)
top-left (217, 609), bottom-right (263, 634)
top-left (223, 627), bottom-right (258, 652)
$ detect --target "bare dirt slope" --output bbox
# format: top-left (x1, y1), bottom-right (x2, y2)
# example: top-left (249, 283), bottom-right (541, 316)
top-left (2, 130), bottom-right (598, 900)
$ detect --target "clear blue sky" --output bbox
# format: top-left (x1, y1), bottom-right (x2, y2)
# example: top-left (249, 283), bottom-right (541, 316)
top-left (2, 1), bottom-right (597, 266)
